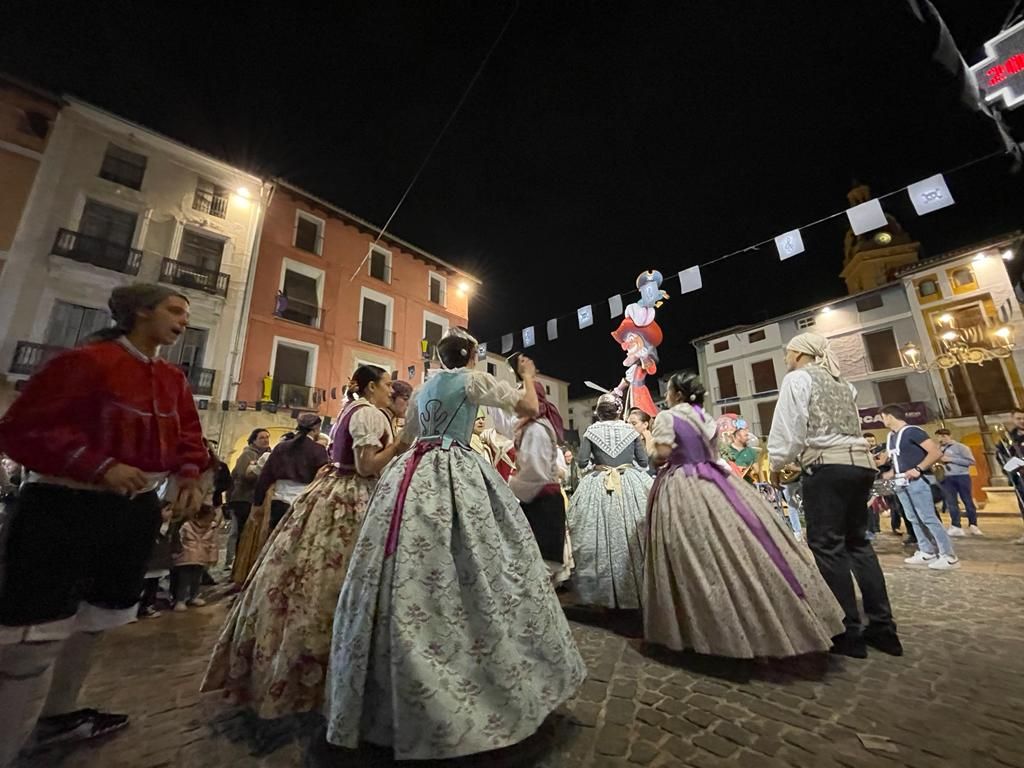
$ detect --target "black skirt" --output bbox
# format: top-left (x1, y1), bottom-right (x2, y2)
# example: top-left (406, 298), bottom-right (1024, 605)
top-left (520, 492), bottom-right (566, 562)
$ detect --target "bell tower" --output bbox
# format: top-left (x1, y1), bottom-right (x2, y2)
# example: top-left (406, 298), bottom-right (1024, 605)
top-left (839, 183), bottom-right (921, 294)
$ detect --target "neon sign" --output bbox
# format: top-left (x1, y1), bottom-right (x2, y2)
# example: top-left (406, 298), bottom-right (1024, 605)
top-left (970, 19), bottom-right (1024, 110)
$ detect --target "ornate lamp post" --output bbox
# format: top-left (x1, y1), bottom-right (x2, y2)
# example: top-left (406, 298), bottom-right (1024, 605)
top-left (901, 315), bottom-right (1015, 487)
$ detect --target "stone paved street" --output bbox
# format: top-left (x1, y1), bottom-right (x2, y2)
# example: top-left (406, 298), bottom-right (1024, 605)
top-left (23, 518), bottom-right (1024, 768)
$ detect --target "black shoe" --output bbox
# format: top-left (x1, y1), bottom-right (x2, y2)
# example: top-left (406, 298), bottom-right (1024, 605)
top-left (34, 708), bottom-right (130, 748)
top-left (864, 629), bottom-right (904, 657)
top-left (829, 633), bottom-right (868, 659)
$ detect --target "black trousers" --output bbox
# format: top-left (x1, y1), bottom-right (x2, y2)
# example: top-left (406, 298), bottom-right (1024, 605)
top-left (520, 492), bottom-right (566, 563)
top-left (226, 501), bottom-right (252, 537)
top-left (270, 500), bottom-right (290, 531)
top-left (801, 465), bottom-right (895, 636)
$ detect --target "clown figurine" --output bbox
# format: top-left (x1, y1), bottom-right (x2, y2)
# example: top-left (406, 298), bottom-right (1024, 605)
top-left (611, 270), bottom-right (669, 417)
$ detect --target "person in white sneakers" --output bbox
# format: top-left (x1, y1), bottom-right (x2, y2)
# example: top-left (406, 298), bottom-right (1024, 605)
top-left (880, 406), bottom-right (959, 571)
top-left (934, 429), bottom-right (982, 538)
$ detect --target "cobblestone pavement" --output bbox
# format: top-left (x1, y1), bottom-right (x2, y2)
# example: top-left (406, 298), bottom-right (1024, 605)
top-left (25, 518), bottom-right (1024, 768)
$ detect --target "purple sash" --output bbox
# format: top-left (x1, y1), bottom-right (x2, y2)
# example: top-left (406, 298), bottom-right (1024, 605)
top-left (654, 414), bottom-right (805, 599)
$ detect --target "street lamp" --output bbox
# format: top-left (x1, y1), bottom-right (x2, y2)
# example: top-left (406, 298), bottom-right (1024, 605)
top-left (901, 316), bottom-right (1015, 487)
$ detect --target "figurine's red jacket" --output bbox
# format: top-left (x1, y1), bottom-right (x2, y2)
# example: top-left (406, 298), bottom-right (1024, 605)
top-left (0, 340), bottom-right (209, 484)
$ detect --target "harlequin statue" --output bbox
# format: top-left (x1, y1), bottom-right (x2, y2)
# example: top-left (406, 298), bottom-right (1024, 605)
top-left (611, 271), bottom-right (668, 417)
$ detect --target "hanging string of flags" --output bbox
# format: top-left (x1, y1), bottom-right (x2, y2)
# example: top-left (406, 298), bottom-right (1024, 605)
top-left (459, 147), bottom-right (1011, 367)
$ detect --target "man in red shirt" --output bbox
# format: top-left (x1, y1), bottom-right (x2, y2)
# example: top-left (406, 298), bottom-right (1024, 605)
top-left (0, 284), bottom-right (208, 765)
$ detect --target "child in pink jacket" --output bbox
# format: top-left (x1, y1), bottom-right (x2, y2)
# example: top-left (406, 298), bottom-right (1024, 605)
top-left (172, 505), bottom-right (221, 611)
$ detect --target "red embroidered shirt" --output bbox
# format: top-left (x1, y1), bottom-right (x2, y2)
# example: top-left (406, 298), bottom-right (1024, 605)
top-left (0, 340), bottom-right (209, 484)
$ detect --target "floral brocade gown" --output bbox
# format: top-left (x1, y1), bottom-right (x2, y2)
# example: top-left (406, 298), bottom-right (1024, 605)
top-left (644, 403), bottom-right (845, 659)
top-left (325, 368), bottom-right (586, 760)
top-left (200, 399), bottom-right (390, 718)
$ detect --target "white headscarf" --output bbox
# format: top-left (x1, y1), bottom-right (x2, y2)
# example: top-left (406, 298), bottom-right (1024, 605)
top-left (787, 332), bottom-right (842, 378)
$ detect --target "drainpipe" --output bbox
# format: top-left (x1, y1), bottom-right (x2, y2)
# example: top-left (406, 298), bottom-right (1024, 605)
top-left (220, 181), bottom-right (274, 409)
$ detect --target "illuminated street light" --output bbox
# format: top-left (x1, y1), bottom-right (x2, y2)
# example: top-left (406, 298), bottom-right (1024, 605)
top-left (902, 318), bottom-right (1015, 488)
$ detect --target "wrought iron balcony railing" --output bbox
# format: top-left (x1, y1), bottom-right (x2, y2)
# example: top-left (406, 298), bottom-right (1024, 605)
top-left (159, 258), bottom-right (230, 297)
top-left (52, 228), bottom-right (143, 275)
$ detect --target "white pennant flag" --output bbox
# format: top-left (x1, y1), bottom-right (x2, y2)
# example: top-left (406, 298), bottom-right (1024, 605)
top-left (608, 294), bottom-right (623, 318)
top-left (501, 334), bottom-right (513, 354)
top-left (679, 266), bottom-right (702, 294)
top-left (907, 174), bottom-right (954, 216)
top-left (774, 229), bottom-right (805, 261)
top-left (547, 318), bottom-right (558, 340)
top-left (577, 305), bottom-right (594, 329)
top-left (846, 198), bottom-right (887, 235)
top-left (522, 326), bottom-right (536, 348)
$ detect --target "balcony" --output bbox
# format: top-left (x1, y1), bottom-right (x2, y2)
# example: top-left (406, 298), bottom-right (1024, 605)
top-left (180, 363), bottom-right (215, 396)
top-left (274, 296), bottom-right (321, 328)
top-left (52, 228), bottom-right (143, 275)
top-left (192, 187), bottom-right (228, 219)
top-left (10, 341), bottom-right (64, 375)
top-left (358, 322), bottom-right (395, 350)
top-left (160, 258), bottom-right (229, 298)
top-left (278, 383), bottom-right (325, 410)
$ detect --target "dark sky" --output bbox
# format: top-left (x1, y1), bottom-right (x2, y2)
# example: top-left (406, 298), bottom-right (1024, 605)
top-left (3, 1), bottom-right (1023, 396)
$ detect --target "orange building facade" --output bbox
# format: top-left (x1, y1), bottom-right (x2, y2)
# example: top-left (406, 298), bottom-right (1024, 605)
top-left (236, 181), bottom-right (477, 419)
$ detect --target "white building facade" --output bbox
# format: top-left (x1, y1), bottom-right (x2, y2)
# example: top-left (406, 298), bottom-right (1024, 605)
top-left (481, 352), bottom-right (569, 430)
top-left (0, 100), bottom-right (269, 410)
top-left (692, 234), bottom-right (1024, 441)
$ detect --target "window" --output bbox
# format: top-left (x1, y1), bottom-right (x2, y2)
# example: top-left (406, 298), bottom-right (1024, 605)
top-left (429, 272), bottom-right (447, 306)
top-left (424, 319), bottom-right (445, 359)
top-left (359, 288), bottom-right (394, 349)
top-left (716, 365), bottom-right (737, 400)
top-left (294, 211), bottom-right (324, 255)
top-left (713, 339), bottom-right (729, 353)
top-left (546, 385), bottom-right (551, 395)
top-left (796, 316), bottom-right (816, 330)
top-left (747, 330), bottom-right (766, 343)
top-left (278, 269), bottom-right (320, 327)
top-left (45, 301), bottom-right (111, 348)
top-left (178, 230), bottom-right (225, 273)
top-left (751, 359), bottom-right (778, 394)
top-left (948, 266), bottom-right (977, 293)
top-left (877, 378), bottom-right (911, 405)
top-left (369, 246), bottom-right (391, 283)
top-left (915, 275), bottom-right (941, 302)
top-left (160, 326), bottom-right (208, 370)
top-left (271, 339), bottom-right (316, 405)
top-left (757, 401), bottom-right (777, 436)
top-left (487, 362), bottom-right (497, 376)
top-left (193, 179), bottom-right (229, 218)
top-left (79, 200), bottom-right (137, 247)
top-left (856, 294), bottom-right (884, 312)
top-left (99, 144), bottom-right (147, 190)
top-left (863, 328), bottom-right (902, 371)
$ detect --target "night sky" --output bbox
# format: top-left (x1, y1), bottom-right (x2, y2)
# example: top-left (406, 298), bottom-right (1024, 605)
top-left (3, 1), bottom-right (1023, 396)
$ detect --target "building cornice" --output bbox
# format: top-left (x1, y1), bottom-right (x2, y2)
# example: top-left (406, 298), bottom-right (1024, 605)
top-left (276, 180), bottom-right (480, 284)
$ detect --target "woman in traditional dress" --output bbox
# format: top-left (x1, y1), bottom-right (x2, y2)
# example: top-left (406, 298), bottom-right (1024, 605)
top-left (201, 365), bottom-right (402, 718)
top-left (644, 370), bottom-right (844, 659)
top-left (229, 415), bottom-right (328, 585)
top-left (325, 332), bottom-right (585, 761)
top-left (569, 393), bottom-right (653, 610)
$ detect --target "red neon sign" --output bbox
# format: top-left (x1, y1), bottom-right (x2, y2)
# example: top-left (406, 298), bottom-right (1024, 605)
top-left (986, 52), bottom-right (1024, 87)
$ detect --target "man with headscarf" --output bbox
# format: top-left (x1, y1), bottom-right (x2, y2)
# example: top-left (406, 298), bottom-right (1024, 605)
top-left (0, 284), bottom-right (208, 765)
top-left (492, 353), bottom-right (570, 585)
top-left (767, 332), bottom-right (901, 659)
